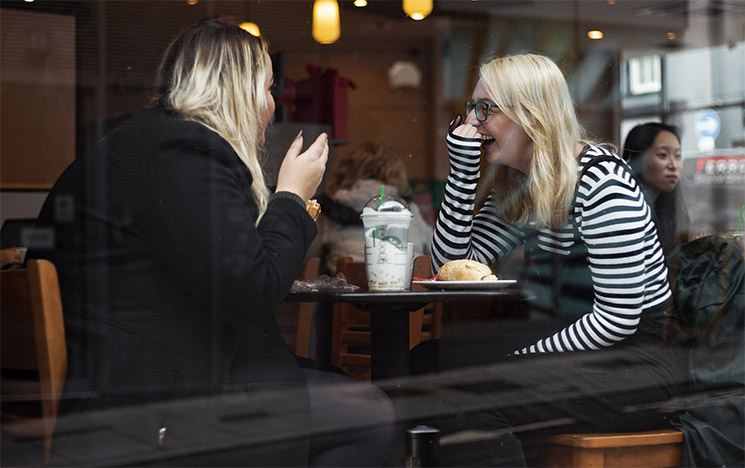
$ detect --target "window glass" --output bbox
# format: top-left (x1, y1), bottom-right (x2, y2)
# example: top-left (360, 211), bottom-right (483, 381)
top-left (2, 1), bottom-right (744, 467)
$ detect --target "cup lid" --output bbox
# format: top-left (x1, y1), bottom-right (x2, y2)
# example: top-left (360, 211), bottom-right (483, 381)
top-left (362, 194), bottom-right (409, 213)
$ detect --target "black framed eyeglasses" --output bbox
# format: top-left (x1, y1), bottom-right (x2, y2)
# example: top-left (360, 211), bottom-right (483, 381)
top-left (465, 100), bottom-right (498, 122)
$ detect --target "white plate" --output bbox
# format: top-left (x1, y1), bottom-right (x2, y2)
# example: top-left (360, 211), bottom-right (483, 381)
top-left (412, 279), bottom-right (517, 290)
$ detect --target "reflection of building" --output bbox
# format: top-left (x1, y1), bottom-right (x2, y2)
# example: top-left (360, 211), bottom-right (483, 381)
top-left (619, 4), bottom-right (744, 239)
top-left (681, 151), bottom-right (745, 234)
top-left (620, 0), bottom-right (745, 154)
top-left (621, 41), bottom-right (745, 154)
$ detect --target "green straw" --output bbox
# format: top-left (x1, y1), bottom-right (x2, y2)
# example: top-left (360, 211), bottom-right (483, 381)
top-left (374, 185), bottom-right (384, 240)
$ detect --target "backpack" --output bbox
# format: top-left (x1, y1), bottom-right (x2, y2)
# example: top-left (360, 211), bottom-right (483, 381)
top-left (668, 235), bottom-right (745, 467)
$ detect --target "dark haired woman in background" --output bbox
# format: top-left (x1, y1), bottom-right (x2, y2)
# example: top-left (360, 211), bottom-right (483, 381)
top-left (28, 20), bottom-right (392, 467)
top-left (622, 122), bottom-right (690, 258)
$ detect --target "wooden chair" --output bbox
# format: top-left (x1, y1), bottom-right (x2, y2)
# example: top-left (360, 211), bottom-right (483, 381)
top-left (273, 257), bottom-right (320, 359)
top-left (1, 259), bottom-right (68, 464)
top-left (330, 255), bottom-right (442, 381)
top-left (533, 429), bottom-right (683, 468)
top-left (410, 255), bottom-right (443, 348)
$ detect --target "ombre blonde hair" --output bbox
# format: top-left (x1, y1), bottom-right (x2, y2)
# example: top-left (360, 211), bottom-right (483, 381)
top-left (155, 20), bottom-right (272, 219)
top-left (479, 54), bottom-right (582, 228)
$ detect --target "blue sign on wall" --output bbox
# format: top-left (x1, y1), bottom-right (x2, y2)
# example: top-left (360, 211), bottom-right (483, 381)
top-left (695, 109), bottom-right (721, 139)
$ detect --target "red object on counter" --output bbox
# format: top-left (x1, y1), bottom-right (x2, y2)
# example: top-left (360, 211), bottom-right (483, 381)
top-left (292, 65), bottom-right (355, 140)
top-left (412, 273), bottom-right (438, 282)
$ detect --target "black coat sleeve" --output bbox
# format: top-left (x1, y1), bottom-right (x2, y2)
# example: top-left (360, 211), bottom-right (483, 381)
top-left (136, 126), bottom-right (317, 324)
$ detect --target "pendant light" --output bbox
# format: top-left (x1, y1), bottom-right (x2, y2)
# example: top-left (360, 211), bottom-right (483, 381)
top-left (312, 0), bottom-right (340, 44)
top-left (402, 0), bottom-right (433, 21)
top-left (239, 22), bottom-right (261, 37)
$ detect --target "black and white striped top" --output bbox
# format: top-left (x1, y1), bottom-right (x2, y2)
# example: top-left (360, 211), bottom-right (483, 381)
top-left (431, 132), bottom-right (672, 355)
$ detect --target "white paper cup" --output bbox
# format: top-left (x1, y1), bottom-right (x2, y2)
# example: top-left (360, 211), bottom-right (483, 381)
top-left (361, 208), bottom-right (413, 291)
top-left (405, 242), bottom-right (415, 288)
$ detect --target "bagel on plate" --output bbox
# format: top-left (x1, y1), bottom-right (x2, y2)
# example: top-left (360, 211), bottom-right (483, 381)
top-left (437, 259), bottom-right (497, 281)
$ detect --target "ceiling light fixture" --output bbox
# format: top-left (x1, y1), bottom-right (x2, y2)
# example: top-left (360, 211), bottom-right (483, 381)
top-left (239, 22), bottom-right (261, 37)
top-left (353, 0), bottom-right (368, 7)
top-left (587, 30), bottom-right (604, 40)
top-left (403, 0), bottom-right (433, 21)
top-left (312, 0), bottom-right (340, 44)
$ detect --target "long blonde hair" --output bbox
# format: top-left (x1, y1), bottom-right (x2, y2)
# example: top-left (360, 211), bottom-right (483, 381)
top-left (480, 54), bottom-right (581, 228)
top-left (156, 20), bottom-right (272, 219)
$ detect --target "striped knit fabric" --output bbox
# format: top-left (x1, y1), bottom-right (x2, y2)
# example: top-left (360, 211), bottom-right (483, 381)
top-left (431, 131), bottom-right (672, 355)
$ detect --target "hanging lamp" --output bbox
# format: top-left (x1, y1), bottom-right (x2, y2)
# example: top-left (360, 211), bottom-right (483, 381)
top-left (402, 0), bottom-right (433, 21)
top-left (312, 0), bottom-right (340, 44)
top-left (239, 22), bottom-right (261, 37)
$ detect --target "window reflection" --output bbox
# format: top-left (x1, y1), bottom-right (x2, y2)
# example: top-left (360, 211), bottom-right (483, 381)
top-left (2, 1), bottom-right (743, 466)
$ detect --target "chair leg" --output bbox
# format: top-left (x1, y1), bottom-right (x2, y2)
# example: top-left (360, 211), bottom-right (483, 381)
top-left (330, 304), bottom-right (343, 367)
top-left (409, 309), bottom-right (424, 349)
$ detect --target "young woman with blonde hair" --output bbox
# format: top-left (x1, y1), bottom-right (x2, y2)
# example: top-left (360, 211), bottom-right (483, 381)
top-left (29, 20), bottom-right (392, 466)
top-left (427, 54), bottom-right (688, 466)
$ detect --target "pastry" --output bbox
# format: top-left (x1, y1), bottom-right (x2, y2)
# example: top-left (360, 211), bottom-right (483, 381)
top-left (306, 199), bottom-right (321, 221)
top-left (437, 259), bottom-right (497, 281)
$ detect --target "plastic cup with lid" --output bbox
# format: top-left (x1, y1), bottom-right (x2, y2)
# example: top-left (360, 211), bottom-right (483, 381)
top-left (360, 194), bottom-right (413, 291)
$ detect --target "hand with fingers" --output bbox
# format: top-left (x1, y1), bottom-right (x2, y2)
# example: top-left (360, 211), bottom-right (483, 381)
top-left (449, 113), bottom-right (482, 139)
top-left (275, 131), bottom-right (329, 202)
top-left (0, 247), bottom-right (23, 268)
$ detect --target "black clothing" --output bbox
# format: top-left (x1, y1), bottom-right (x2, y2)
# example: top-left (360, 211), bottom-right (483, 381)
top-left (28, 107), bottom-right (393, 466)
top-left (669, 236), bottom-right (745, 467)
top-left (647, 184), bottom-right (690, 259)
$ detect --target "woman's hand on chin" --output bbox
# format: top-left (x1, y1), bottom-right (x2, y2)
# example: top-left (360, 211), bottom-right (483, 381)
top-left (276, 132), bottom-right (329, 201)
top-left (452, 121), bottom-right (482, 139)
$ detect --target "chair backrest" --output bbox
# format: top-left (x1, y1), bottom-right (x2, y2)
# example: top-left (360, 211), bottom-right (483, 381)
top-left (330, 257), bottom-right (371, 379)
top-left (411, 255), bottom-right (442, 347)
top-left (273, 257), bottom-right (320, 359)
top-left (1, 259), bottom-right (67, 464)
top-left (336, 256), bottom-right (368, 291)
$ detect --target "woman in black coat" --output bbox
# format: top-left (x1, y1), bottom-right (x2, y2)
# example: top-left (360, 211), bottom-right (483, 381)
top-left (28, 21), bottom-right (393, 467)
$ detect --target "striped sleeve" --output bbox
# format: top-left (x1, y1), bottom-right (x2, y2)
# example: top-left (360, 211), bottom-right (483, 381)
top-left (514, 147), bottom-right (672, 355)
top-left (431, 131), bottom-right (523, 275)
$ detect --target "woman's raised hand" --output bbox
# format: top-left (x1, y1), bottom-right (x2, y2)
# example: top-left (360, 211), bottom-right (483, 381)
top-left (450, 114), bottom-right (482, 139)
top-left (275, 131), bottom-right (329, 201)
